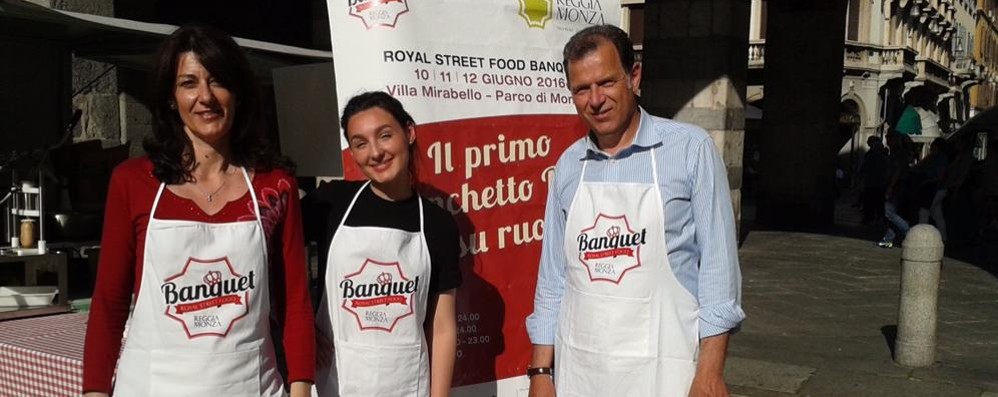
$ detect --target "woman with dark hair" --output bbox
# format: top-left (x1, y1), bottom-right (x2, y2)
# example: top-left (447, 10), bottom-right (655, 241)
top-left (83, 24), bottom-right (314, 397)
top-left (303, 91), bottom-right (460, 397)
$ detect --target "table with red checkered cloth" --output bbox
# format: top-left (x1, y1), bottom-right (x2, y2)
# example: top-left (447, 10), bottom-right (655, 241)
top-left (0, 313), bottom-right (87, 397)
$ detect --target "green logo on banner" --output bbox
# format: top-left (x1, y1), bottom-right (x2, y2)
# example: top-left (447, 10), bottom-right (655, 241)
top-left (518, 0), bottom-right (553, 28)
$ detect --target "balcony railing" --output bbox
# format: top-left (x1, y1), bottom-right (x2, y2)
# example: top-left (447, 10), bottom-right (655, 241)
top-left (916, 56), bottom-right (952, 87)
top-left (950, 57), bottom-right (977, 76)
top-left (880, 45), bottom-right (919, 76)
top-left (748, 40), bottom-right (919, 77)
top-left (748, 40), bottom-right (765, 69)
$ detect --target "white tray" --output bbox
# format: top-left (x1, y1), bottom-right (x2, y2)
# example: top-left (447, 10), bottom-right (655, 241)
top-left (0, 286), bottom-right (58, 308)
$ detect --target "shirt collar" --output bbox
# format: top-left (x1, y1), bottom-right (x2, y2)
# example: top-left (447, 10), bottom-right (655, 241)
top-left (582, 107), bottom-right (662, 159)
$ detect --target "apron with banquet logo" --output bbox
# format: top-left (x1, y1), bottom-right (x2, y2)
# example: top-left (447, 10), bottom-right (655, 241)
top-left (555, 145), bottom-right (700, 397)
top-left (113, 168), bottom-right (285, 397)
top-left (315, 181), bottom-right (431, 397)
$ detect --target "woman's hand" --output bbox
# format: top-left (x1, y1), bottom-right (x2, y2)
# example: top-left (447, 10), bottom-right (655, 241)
top-left (427, 289), bottom-right (457, 397)
top-left (289, 381), bottom-right (312, 397)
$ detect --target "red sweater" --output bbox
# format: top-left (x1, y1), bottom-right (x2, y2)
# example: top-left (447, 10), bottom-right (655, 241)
top-left (82, 158), bottom-right (314, 393)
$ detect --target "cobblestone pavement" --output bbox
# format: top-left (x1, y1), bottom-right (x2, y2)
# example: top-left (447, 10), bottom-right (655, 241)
top-left (727, 199), bottom-right (998, 396)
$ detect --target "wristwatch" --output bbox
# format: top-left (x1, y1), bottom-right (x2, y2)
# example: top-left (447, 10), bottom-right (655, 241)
top-left (526, 366), bottom-right (554, 378)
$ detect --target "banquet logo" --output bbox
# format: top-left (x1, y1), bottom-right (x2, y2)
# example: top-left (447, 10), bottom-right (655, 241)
top-left (518, 0), bottom-right (553, 28)
top-left (340, 259), bottom-right (419, 332)
top-left (349, 0), bottom-right (409, 29)
top-left (161, 257), bottom-right (254, 338)
top-left (577, 214), bottom-right (647, 283)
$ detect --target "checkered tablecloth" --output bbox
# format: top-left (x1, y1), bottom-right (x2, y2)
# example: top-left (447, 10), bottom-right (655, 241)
top-left (0, 313), bottom-right (87, 397)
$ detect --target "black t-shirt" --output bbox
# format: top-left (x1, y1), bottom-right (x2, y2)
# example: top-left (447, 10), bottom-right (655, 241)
top-left (302, 180), bottom-right (462, 297)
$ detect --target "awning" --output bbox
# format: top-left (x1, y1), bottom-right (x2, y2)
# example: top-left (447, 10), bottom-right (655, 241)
top-left (0, 0), bottom-right (332, 80)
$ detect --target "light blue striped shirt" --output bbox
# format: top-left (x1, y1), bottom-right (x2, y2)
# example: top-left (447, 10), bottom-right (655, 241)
top-left (526, 108), bottom-right (745, 343)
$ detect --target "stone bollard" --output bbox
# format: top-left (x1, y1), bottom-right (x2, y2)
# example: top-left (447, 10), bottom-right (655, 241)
top-left (894, 225), bottom-right (944, 367)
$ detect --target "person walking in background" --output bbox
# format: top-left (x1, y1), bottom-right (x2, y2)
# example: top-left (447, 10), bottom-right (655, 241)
top-left (526, 25), bottom-right (744, 397)
top-left (860, 135), bottom-right (890, 224)
top-left (82, 24), bottom-right (314, 397)
top-left (879, 132), bottom-right (914, 248)
top-left (915, 138), bottom-right (949, 240)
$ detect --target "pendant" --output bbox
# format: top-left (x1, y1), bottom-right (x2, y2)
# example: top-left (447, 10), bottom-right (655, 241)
top-left (207, 195), bottom-right (213, 203)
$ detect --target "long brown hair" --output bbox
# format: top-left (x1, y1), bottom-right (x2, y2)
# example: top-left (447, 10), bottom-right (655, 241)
top-left (144, 23), bottom-right (293, 183)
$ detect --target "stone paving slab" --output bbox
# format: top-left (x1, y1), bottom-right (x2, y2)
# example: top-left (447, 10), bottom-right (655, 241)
top-left (798, 368), bottom-right (984, 397)
top-left (728, 230), bottom-right (998, 396)
top-left (725, 357), bottom-right (816, 393)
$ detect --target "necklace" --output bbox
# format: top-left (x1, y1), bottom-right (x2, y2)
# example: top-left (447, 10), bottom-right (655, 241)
top-left (194, 178), bottom-right (227, 202)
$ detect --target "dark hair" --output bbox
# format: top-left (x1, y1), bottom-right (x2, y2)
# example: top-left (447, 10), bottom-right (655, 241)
top-left (340, 91), bottom-right (416, 135)
top-left (144, 23), bottom-right (293, 184)
top-left (562, 24), bottom-right (635, 80)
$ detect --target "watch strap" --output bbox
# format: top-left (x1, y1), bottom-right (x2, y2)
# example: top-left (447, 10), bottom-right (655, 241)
top-left (527, 366), bottom-right (554, 378)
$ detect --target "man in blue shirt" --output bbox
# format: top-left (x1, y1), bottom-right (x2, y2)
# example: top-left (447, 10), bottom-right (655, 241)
top-left (526, 25), bottom-right (745, 397)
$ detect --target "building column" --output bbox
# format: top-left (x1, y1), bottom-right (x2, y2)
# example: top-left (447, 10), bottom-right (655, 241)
top-left (756, 0), bottom-right (848, 228)
top-left (641, 0), bottom-right (750, 225)
top-left (750, 0), bottom-right (763, 40)
top-left (53, 0), bottom-right (121, 147)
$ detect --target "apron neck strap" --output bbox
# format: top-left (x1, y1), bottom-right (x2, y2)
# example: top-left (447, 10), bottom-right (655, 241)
top-left (240, 167), bottom-right (262, 224)
top-left (150, 183), bottom-right (168, 220)
top-left (149, 167), bottom-right (259, 221)
top-left (577, 146), bottom-right (660, 186)
top-left (416, 191), bottom-right (424, 232)
top-left (338, 180), bottom-right (370, 230)
top-left (340, 181), bottom-right (424, 232)
top-left (649, 146), bottom-right (659, 185)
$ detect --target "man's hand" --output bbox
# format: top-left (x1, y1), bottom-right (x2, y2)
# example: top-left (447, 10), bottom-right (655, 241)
top-left (689, 333), bottom-right (731, 397)
top-left (527, 344), bottom-right (556, 397)
top-left (688, 372), bottom-right (729, 397)
top-left (528, 374), bottom-right (555, 397)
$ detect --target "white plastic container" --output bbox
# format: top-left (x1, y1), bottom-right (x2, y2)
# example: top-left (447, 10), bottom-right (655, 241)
top-left (0, 286), bottom-right (58, 308)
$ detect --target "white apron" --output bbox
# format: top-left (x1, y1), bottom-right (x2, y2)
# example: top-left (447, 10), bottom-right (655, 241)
top-left (315, 181), bottom-right (431, 397)
top-left (113, 168), bottom-right (285, 397)
top-left (555, 146), bottom-right (700, 397)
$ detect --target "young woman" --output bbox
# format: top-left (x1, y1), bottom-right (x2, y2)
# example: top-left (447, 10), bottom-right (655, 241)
top-left (82, 24), bottom-right (314, 396)
top-left (304, 91), bottom-right (460, 397)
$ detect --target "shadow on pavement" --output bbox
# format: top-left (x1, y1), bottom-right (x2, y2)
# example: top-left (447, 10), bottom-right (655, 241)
top-left (881, 325), bottom-right (898, 359)
top-left (740, 188), bottom-right (998, 280)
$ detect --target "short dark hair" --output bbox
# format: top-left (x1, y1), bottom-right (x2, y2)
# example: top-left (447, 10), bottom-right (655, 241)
top-left (340, 91), bottom-right (416, 136)
top-left (562, 24), bottom-right (635, 80)
top-left (144, 23), bottom-right (293, 184)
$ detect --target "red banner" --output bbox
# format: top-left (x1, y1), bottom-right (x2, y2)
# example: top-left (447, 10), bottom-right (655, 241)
top-left (350, 295), bottom-right (408, 308)
top-left (174, 295), bottom-right (242, 314)
top-left (583, 248), bottom-right (635, 260)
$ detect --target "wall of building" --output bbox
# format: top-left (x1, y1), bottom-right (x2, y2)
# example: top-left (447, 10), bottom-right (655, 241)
top-left (972, 0), bottom-right (998, 111)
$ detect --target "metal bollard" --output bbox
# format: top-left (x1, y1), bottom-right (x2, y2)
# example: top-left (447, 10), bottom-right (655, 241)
top-left (894, 225), bottom-right (944, 367)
